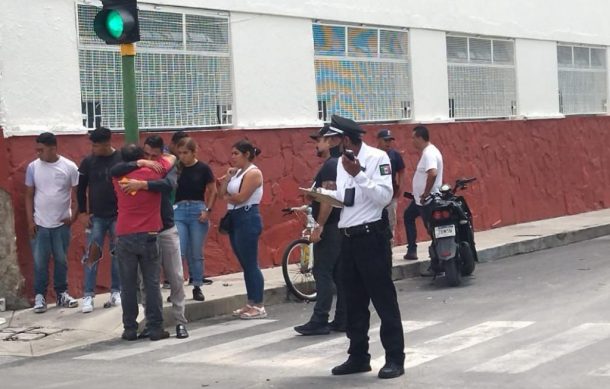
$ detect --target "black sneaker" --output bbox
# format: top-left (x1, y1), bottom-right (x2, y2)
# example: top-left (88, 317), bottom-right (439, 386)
top-left (202, 278), bottom-right (214, 285)
top-left (378, 361), bottom-right (405, 379)
top-left (121, 330), bottom-right (137, 341)
top-left (329, 320), bottom-right (347, 332)
top-left (331, 357), bottom-right (372, 375)
top-left (294, 321), bottom-right (330, 336)
top-left (149, 329), bottom-right (170, 341)
top-left (176, 324), bottom-right (189, 339)
top-left (193, 286), bottom-right (205, 301)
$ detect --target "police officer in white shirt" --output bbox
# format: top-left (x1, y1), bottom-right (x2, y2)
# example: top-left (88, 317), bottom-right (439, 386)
top-left (325, 115), bottom-right (405, 379)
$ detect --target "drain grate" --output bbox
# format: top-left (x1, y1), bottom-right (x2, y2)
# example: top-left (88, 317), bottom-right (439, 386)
top-left (1, 326), bottom-right (67, 341)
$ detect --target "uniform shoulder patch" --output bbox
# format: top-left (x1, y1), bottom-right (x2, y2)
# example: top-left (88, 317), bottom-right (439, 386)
top-left (379, 164), bottom-right (392, 176)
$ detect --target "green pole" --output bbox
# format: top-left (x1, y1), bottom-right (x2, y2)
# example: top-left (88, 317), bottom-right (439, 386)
top-left (120, 43), bottom-right (139, 144)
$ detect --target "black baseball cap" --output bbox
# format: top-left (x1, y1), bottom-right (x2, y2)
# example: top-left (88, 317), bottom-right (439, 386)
top-left (377, 129), bottom-right (395, 140)
top-left (309, 125), bottom-right (330, 140)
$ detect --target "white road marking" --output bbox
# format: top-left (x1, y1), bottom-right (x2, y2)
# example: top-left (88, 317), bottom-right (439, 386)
top-left (372, 321), bottom-right (534, 369)
top-left (76, 319), bottom-right (276, 361)
top-left (470, 323), bottom-right (610, 374)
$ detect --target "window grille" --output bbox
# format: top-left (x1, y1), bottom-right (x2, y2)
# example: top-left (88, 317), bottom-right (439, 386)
top-left (77, 4), bottom-right (233, 130)
top-left (313, 23), bottom-right (412, 122)
top-left (446, 35), bottom-right (517, 119)
top-left (557, 44), bottom-right (607, 115)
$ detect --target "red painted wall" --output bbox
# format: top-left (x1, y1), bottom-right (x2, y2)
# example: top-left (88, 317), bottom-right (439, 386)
top-left (2, 116), bottom-right (609, 300)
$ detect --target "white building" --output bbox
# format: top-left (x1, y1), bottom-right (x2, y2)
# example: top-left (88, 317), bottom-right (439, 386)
top-left (1, 0), bottom-right (609, 137)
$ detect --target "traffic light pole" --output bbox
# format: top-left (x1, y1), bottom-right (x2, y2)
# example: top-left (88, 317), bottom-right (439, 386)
top-left (120, 43), bottom-right (138, 144)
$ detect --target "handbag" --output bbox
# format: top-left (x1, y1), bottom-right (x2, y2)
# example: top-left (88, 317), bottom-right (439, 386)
top-left (218, 210), bottom-right (233, 235)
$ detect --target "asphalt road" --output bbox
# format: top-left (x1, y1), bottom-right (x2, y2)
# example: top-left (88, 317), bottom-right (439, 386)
top-left (2, 236), bottom-right (610, 389)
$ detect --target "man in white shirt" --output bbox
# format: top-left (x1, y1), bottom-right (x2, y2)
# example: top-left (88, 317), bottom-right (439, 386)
top-left (25, 132), bottom-right (80, 313)
top-left (325, 115), bottom-right (405, 380)
top-left (403, 125), bottom-right (443, 260)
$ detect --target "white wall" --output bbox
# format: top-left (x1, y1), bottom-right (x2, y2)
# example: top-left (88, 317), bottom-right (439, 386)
top-left (152, 0), bottom-right (610, 45)
top-left (230, 13), bottom-right (319, 129)
top-left (409, 29), bottom-right (450, 122)
top-left (0, 0), bottom-right (84, 136)
top-left (515, 39), bottom-right (561, 118)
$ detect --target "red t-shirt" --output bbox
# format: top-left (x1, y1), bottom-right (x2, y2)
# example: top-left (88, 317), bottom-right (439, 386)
top-left (114, 158), bottom-right (171, 236)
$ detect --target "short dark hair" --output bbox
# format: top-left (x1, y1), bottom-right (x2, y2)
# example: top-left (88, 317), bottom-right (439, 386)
top-left (89, 127), bottom-right (112, 143)
top-left (233, 139), bottom-right (261, 161)
top-left (171, 131), bottom-right (188, 145)
top-left (121, 144), bottom-right (145, 162)
top-left (36, 132), bottom-right (57, 146)
top-left (413, 125), bottom-right (430, 142)
top-left (144, 135), bottom-right (164, 150)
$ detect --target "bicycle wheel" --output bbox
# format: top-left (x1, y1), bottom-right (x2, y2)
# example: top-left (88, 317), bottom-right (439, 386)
top-left (281, 238), bottom-right (317, 301)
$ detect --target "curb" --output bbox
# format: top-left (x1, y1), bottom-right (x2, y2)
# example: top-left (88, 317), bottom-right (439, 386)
top-left (166, 223), bottom-right (610, 325)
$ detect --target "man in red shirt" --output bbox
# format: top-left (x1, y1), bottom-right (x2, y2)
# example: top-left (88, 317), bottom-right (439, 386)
top-left (112, 143), bottom-right (174, 341)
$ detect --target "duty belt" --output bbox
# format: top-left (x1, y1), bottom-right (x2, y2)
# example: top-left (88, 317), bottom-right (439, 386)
top-left (340, 219), bottom-right (385, 237)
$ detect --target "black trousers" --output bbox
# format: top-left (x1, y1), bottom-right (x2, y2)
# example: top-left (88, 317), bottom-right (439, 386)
top-left (339, 226), bottom-right (405, 364)
top-left (311, 222), bottom-right (345, 324)
top-left (116, 233), bottom-right (163, 332)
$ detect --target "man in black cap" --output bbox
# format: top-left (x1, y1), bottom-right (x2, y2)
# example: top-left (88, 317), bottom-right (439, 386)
top-left (325, 115), bottom-right (405, 379)
top-left (376, 129), bottom-right (405, 244)
top-left (294, 125), bottom-right (346, 336)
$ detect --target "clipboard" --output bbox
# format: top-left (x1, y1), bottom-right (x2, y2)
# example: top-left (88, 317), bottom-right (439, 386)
top-left (298, 187), bottom-right (343, 208)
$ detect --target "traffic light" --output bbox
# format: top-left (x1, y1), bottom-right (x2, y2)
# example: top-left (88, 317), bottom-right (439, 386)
top-left (94, 0), bottom-right (140, 45)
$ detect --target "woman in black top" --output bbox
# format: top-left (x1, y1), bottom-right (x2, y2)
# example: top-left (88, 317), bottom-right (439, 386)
top-left (174, 137), bottom-right (217, 301)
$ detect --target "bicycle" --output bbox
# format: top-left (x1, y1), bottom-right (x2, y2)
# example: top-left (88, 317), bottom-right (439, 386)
top-left (281, 205), bottom-right (317, 302)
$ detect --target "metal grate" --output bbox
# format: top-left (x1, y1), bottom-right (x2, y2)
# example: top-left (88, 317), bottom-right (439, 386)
top-left (77, 4), bottom-right (233, 129)
top-left (447, 35), bottom-right (517, 119)
top-left (558, 44), bottom-right (607, 115)
top-left (313, 23), bottom-right (411, 122)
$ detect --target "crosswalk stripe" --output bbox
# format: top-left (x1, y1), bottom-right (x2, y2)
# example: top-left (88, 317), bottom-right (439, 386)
top-left (589, 363), bottom-right (610, 376)
top-left (162, 327), bottom-right (297, 364)
top-left (372, 321), bottom-right (534, 369)
top-left (75, 319), bottom-right (276, 361)
top-left (469, 323), bottom-right (610, 374)
top-left (245, 320), bottom-right (441, 368)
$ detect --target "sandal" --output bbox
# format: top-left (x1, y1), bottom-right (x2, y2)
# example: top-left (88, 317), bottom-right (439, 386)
top-left (232, 304), bottom-right (252, 317)
top-left (240, 306), bottom-right (267, 320)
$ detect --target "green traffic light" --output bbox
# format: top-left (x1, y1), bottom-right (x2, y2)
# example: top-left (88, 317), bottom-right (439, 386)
top-left (106, 10), bottom-right (124, 39)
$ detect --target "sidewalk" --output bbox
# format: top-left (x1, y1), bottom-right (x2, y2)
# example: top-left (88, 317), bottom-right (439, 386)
top-left (1, 208), bottom-right (609, 357)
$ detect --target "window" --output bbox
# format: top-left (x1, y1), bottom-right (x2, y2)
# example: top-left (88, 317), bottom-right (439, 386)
top-left (77, 4), bottom-right (233, 129)
top-left (313, 23), bottom-right (412, 122)
top-left (557, 44), bottom-right (607, 115)
top-left (447, 35), bottom-right (517, 119)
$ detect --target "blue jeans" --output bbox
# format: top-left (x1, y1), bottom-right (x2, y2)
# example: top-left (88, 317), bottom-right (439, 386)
top-left (174, 201), bottom-right (209, 287)
top-left (228, 205), bottom-right (264, 304)
top-left (31, 224), bottom-right (71, 296)
top-left (403, 200), bottom-right (422, 253)
top-left (82, 216), bottom-right (121, 297)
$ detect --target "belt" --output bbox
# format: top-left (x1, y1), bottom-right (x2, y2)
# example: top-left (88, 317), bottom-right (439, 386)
top-left (340, 220), bottom-right (385, 237)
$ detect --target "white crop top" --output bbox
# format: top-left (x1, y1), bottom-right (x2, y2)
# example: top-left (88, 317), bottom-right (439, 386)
top-left (227, 164), bottom-right (263, 210)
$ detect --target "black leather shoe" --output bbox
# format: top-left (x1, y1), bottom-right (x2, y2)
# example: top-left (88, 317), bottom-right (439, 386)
top-left (193, 286), bottom-right (205, 301)
top-left (121, 330), bottom-right (137, 341)
top-left (378, 361), bottom-right (405, 379)
top-left (331, 357), bottom-right (372, 375)
top-left (176, 324), bottom-right (189, 339)
top-left (137, 328), bottom-right (150, 339)
top-left (202, 278), bottom-right (214, 285)
top-left (329, 320), bottom-right (346, 332)
top-left (149, 329), bottom-right (170, 341)
top-left (294, 321), bottom-right (330, 336)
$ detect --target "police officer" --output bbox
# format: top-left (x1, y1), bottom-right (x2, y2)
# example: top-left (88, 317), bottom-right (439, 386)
top-left (326, 115), bottom-right (405, 379)
top-left (294, 125), bottom-right (346, 335)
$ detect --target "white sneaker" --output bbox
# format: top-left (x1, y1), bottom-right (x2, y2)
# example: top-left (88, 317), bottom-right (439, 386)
top-left (57, 292), bottom-right (78, 308)
top-left (82, 296), bottom-right (94, 313)
top-left (33, 294), bottom-right (47, 313)
top-left (110, 291), bottom-right (121, 306)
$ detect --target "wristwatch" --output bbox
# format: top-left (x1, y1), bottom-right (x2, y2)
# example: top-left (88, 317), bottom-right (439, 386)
top-left (205, 208), bottom-right (212, 212)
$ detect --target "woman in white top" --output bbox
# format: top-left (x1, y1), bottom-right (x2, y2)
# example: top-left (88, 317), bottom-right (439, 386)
top-left (218, 140), bottom-right (266, 319)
